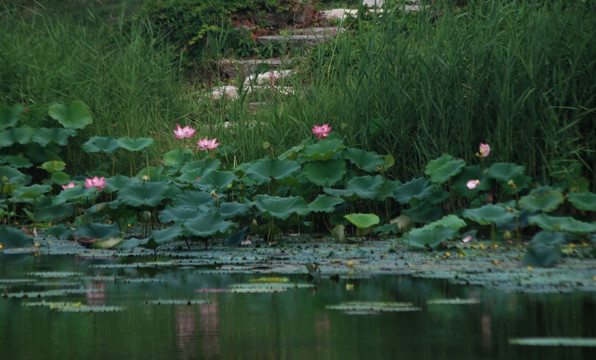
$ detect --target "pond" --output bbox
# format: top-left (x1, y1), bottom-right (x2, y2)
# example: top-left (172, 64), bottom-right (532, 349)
top-left (1, 249), bottom-right (596, 360)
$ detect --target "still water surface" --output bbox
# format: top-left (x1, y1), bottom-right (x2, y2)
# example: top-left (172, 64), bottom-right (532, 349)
top-left (1, 254), bottom-right (595, 360)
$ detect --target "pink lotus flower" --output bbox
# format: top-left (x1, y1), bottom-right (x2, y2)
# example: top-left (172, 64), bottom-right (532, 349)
top-left (466, 179), bottom-right (480, 190)
top-left (173, 123), bottom-right (196, 139)
top-left (62, 182), bottom-right (76, 190)
top-left (84, 176), bottom-right (107, 191)
top-left (461, 235), bottom-right (474, 243)
top-left (197, 138), bottom-right (220, 151)
top-left (312, 124), bottom-right (332, 139)
top-left (476, 143), bottom-right (490, 158)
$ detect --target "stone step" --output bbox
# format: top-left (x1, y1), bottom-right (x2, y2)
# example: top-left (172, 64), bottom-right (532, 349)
top-left (218, 58), bottom-right (293, 79)
top-left (256, 27), bottom-right (340, 47)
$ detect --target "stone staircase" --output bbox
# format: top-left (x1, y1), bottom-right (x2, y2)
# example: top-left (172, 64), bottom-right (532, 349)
top-left (205, 1), bottom-right (425, 101)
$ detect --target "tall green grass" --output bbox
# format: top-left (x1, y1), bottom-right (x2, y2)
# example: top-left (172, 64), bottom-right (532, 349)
top-left (274, 0), bottom-right (595, 186)
top-left (0, 5), bottom-right (192, 174)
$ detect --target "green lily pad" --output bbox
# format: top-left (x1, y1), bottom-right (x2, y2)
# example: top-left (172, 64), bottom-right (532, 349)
top-left (14, 184), bottom-right (50, 199)
top-left (244, 158), bottom-right (301, 185)
top-left (528, 213), bottom-right (596, 234)
top-left (32, 127), bottom-right (77, 146)
top-left (0, 104), bottom-right (21, 130)
top-left (343, 147), bottom-right (385, 172)
top-left (0, 155), bottom-right (33, 168)
top-left (451, 165), bottom-right (491, 197)
top-left (303, 159), bottom-right (346, 187)
top-left (308, 195), bottom-right (345, 213)
top-left (392, 178), bottom-right (436, 204)
top-left (118, 181), bottom-right (168, 207)
top-left (0, 166), bottom-right (31, 186)
top-left (0, 226), bottom-right (34, 248)
top-left (463, 204), bottom-right (516, 225)
top-left (145, 299), bottom-right (211, 306)
top-left (104, 175), bottom-right (134, 193)
top-left (488, 162), bottom-right (526, 183)
top-left (53, 186), bottom-right (96, 204)
top-left (344, 213), bottom-right (380, 229)
top-left (0, 126), bottom-right (34, 147)
top-left (519, 187), bottom-right (564, 213)
top-left (567, 192), bottom-right (596, 211)
top-left (151, 225), bottom-right (183, 244)
top-left (423, 215), bottom-right (467, 231)
top-left (36, 203), bottom-right (74, 223)
top-left (425, 153), bottom-right (465, 185)
top-left (195, 171), bottom-right (237, 190)
top-left (90, 237), bottom-right (123, 249)
top-left (26, 272), bottom-right (85, 278)
top-left (74, 223), bottom-right (120, 240)
top-left (181, 158), bottom-right (221, 173)
top-left (402, 202), bottom-right (443, 223)
top-left (116, 137), bottom-right (153, 152)
top-left (249, 277), bottom-right (290, 283)
top-left (218, 201), bottom-right (251, 219)
top-left (172, 191), bottom-right (214, 208)
top-left (252, 195), bottom-right (310, 220)
top-left (324, 175), bottom-right (386, 201)
top-left (39, 160), bottom-right (66, 173)
top-left (509, 337), bottom-right (596, 347)
top-left (159, 206), bottom-right (203, 223)
top-left (163, 149), bottom-right (193, 167)
top-left (228, 283), bottom-right (313, 293)
top-left (427, 298), bottom-right (481, 305)
top-left (302, 138), bottom-right (345, 161)
top-left (522, 231), bottom-right (565, 267)
top-left (184, 212), bottom-right (236, 237)
top-left (406, 226), bottom-right (458, 250)
top-left (82, 136), bottom-right (120, 153)
top-left (326, 301), bottom-right (421, 314)
top-left (48, 101), bottom-right (93, 129)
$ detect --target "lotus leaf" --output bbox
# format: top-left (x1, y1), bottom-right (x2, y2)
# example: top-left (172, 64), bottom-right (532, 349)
top-left (425, 153), bottom-right (465, 184)
top-left (151, 225), bottom-right (183, 244)
top-left (116, 137), bottom-right (153, 152)
top-left (184, 212), bottom-right (236, 237)
top-left (50, 171), bottom-right (70, 185)
top-left (519, 187), bottom-right (564, 213)
top-left (14, 184), bottom-right (51, 199)
top-left (252, 195), bottom-right (310, 220)
top-left (522, 231), bottom-right (565, 267)
top-left (326, 301), bottom-right (421, 313)
top-left (0, 166), bottom-right (31, 186)
top-left (301, 138), bottom-right (345, 161)
top-left (90, 237), bottom-right (123, 249)
top-left (218, 202), bottom-right (251, 219)
top-left (0, 155), bottom-right (32, 168)
top-left (181, 158), bottom-right (221, 173)
top-left (74, 222), bottom-right (120, 240)
top-left (402, 202), bottom-right (443, 223)
top-left (325, 175), bottom-right (386, 201)
top-left (406, 226), bottom-right (458, 249)
top-left (159, 206), bottom-right (202, 223)
top-left (567, 192), bottom-right (596, 211)
top-left (163, 149), bottom-right (193, 167)
top-left (343, 147), bottom-right (386, 173)
top-left (303, 159), bottom-right (346, 187)
top-left (392, 178), bottom-right (436, 204)
top-left (172, 191), bottom-right (214, 207)
top-left (488, 162), bottom-right (529, 192)
top-left (118, 181), bottom-right (168, 207)
top-left (0, 126), bottom-right (34, 147)
top-left (344, 213), bottom-right (380, 229)
top-left (104, 175), bottom-right (135, 193)
top-left (451, 165), bottom-right (491, 197)
top-left (195, 171), bottom-right (237, 190)
top-left (40, 160), bottom-right (66, 173)
top-left (463, 204), bottom-right (516, 225)
top-left (427, 298), bottom-right (480, 305)
top-left (82, 136), bottom-right (120, 153)
top-left (53, 186), bottom-right (96, 204)
top-left (308, 195), bottom-right (345, 213)
top-left (423, 215), bottom-right (467, 231)
top-left (244, 158), bottom-right (301, 185)
top-left (528, 213), bottom-right (596, 234)
top-left (0, 226), bottom-right (34, 248)
top-left (45, 224), bottom-right (73, 239)
top-left (225, 226), bottom-right (249, 246)
top-left (48, 101), bottom-right (93, 129)
top-left (0, 104), bottom-right (21, 130)
top-left (277, 138), bottom-right (309, 160)
top-left (36, 203), bottom-right (74, 222)
top-left (177, 168), bottom-right (214, 183)
top-left (146, 299), bottom-right (211, 306)
top-left (32, 127), bottom-right (76, 146)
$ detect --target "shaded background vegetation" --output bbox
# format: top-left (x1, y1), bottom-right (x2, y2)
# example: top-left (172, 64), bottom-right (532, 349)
top-left (0, 0), bottom-right (594, 190)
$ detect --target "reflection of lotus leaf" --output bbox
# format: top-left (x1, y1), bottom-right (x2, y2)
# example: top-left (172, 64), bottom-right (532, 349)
top-left (344, 213), bottom-right (379, 229)
top-left (344, 147), bottom-right (385, 172)
top-left (392, 178), bottom-right (436, 204)
top-left (488, 162), bottom-right (525, 183)
top-left (302, 138), bottom-right (345, 161)
top-left (116, 137), bottom-right (153, 152)
top-left (48, 101), bottom-right (93, 129)
top-left (184, 212), bottom-right (236, 237)
top-left (567, 192), bottom-right (596, 211)
top-left (303, 159), bottom-right (345, 187)
top-left (528, 213), bottom-right (596, 234)
top-left (252, 195), bottom-right (309, 220)
top-left (425, 153), bottom-right (465, 185)
top-left (519, 187), bottom-right (564, 213)
top-left (75, 222), bottom-right (120, 240)
top-left (82, 136), bottom-right (120, 153)
top-left (308, 195), bottom-right (345, 213)
top-left (118, 181), bottom-right (168, 207)
top-left (32, 128), bottom-right (77, 146)
top-left (245, 158), bottom-right (300, 185)
top-left (406, 226), bottom-right (458, 249)
top-left (0, 126), bottom-right (34, 147)
top-left (463, 204), bottom-right (515, 225)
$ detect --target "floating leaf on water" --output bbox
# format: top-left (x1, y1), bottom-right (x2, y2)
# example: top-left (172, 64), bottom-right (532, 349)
top-left (249, 277), bottom-right (290, 283)
top-left (6, 287), bottom-right (93, 298)
top-left (91, 261), bottom-right (175, 269)
top-left (227, 283), bottom-right (313, 293)
top-left (509, 337), bottom-right (596, 347)
top-left (58, 305), bottom-right (126, 313)
top-left (427, 298), bottom-right (481, 305)
top-left (145, 299), bottom-right (212, 306)
top-left (116, 278), bottom-right (165, 284)
top-left (0, 278), bottom-right (37, 284)
top-left (326, 301), bottom-right (421, 314)
top-left (26, 272), bottom-right (85, 278)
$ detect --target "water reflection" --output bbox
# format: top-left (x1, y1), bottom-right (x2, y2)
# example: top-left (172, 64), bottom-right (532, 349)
top-left (176, 306), bottom-right (196, 359)
top-left (85, 281), bottom-right (106, 306)
top-left (199, 301), bottom-right (220, 358)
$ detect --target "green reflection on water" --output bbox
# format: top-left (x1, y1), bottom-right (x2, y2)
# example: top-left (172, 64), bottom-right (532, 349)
top-left (1, 255), bottom-right (595, 360)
